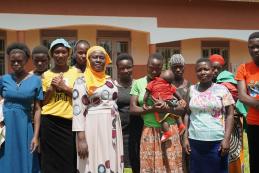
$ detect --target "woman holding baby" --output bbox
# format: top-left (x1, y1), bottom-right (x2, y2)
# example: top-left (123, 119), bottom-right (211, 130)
top-left (130, 53), bottom-right (184, 173)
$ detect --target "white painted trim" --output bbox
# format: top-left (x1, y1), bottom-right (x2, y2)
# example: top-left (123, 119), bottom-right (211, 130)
top-left (150, 27), bottom-right (257, 43)
top-left (0, 13), bottom-right (257, 43)
top-left (0, 13), bottom-right (157, 32)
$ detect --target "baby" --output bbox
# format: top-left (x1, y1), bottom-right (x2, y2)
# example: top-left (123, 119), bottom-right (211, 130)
top-left (143, 70), bottom-right (186, 142)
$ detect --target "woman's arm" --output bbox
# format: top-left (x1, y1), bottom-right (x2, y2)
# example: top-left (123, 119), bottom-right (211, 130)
top-left (220, 104), bottom-right (234, 156)
top-left (238, 80), bottom-right (259, 109)
top-left (42, 85), bottom-right (55, 106)
top-left (130, 95), bottom-right (151, 115)
top-left (77, 131), bottom-right (88, 159)
top-left (31, 100), bottom-right (41, 152)
top-left (72, 77), bottom-right (88, 159)
top-left (183, 109), bottom-right (191, 155)
top-left (0, 97), bottom-right (4, 128)
top-left (174, 91), bottom-right (183, 101)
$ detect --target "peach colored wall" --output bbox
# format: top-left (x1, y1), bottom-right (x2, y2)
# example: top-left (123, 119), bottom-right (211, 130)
top-left (6, 31), bottom-right (16, 71)
top-left (1, 1), bottom-right (259, 30)
top-left (181, 39), bottom-right (201, 64)
top-left (229, 40), bottom-right (251, 74)
top-left (131, 31), bottom-right (149, 65)
top-left (4, 26), bottom-right (251, 83)
top-left (25, 30), bottom-right (40, 50)
top-left (24, 30), bottom-right (41, 71)
top-left (77, 26), bottom-right (97, 46)
top-left (4, 26), bottom-right (150, 74)
top-left (63, 25), bottom-right (150, 65)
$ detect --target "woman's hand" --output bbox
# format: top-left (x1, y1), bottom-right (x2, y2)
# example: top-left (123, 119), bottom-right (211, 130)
top-left (51, 75), bottom-right (72, 97)
top-left (183, 137), bottom-right (191, 155)
top-left (77, 132), bottom-right (88, 159)
top-left (152, 98), bottom-right (168, 112)
top-left (143, 104), bottom-right (152, 111)
top-left (30, 137), bottom-right (39, 153)
top-left (219, 138), bottom-right (230, 156)
top-left (178, 99), bottom-right (187, 108)
top-left (47, 84), bottom-right (56, 93)
top-left (51, 75), bottom-right (67, 92)
top-left (0, 121), bottom-right (4, 128)
top-left (51, 75), bottom-right (62, 88)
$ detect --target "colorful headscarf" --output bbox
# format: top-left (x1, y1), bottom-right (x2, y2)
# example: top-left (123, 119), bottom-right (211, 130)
top-left (84, 46), bottom-right (111, 95)
top-left (209, 54), bottom-right (225, 66)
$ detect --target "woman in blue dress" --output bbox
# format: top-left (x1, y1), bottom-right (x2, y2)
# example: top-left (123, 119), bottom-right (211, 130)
top-left (0, 43), bottom-right (42, 173)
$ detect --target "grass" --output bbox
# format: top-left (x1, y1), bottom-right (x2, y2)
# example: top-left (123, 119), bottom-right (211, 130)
top-left (244, 132), bottom-right (250, 173)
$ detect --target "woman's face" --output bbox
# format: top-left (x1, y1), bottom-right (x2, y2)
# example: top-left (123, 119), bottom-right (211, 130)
top-left (117, 59), bottom-right (133, 81)
top-left (75, 43), bottom-right (89, 66)
top-left (147, 58), bottom-right (163, 80)
top-left (52, 46), bottom-right (69, 67)
top-left (9, 52), bottom-right (27, 74)
top-left (89, 51), bottom-right (106, 72)
top-left (248, 38), bottom-right (259, 66)
top-left (170, 63), bottom-right (184, 79)
top-left (32, 53), bottom-right (49, 73)
top-left (196, 62), bottom-right (213, 83)
top-left (211, 61), bottom-right (223, 81)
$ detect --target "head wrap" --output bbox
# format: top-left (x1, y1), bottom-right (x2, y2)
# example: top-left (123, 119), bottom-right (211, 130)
top-left (49, 38), bottom-right (72, 58)
top-left (84, 46), bottom-right (111, 95)
top-left (170, 54), bottom-right (185, 65)
top-left (209, 54), bottom-right (225, 66)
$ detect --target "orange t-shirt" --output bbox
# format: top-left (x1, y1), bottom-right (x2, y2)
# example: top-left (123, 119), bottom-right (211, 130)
top-left (235, 61), bottom-right (259, 125)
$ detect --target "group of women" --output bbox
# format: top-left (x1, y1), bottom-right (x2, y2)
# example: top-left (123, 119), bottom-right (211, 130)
top-left (0, 31), bottom-right (259, 173)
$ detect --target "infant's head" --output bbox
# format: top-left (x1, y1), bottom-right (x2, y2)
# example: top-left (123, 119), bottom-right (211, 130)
top-left (160, 70), bottom-right (174, 83)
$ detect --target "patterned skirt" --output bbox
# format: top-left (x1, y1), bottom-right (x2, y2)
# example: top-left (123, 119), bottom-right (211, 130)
top-left (229, 117), bottom-right (244, 173)
top-left (140, 125), bottom-right (183, 173)
top-left (77, 108), bottom-right (124, 173)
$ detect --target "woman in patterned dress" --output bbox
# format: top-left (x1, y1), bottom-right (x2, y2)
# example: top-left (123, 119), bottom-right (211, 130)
top-left (183, 58), bottom-right (234, 173)
top-left (72, 46), bottom-right (124, 173)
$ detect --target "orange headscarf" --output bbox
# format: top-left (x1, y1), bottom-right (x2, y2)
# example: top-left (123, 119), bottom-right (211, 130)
top-left (209, 54), bottom-right (225, 66)
top-left (84, 46), bottom-right (111, 95)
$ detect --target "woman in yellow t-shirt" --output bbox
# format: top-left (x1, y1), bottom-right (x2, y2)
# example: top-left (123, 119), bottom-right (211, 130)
top-left (41, 38), bottom-right (79, 173)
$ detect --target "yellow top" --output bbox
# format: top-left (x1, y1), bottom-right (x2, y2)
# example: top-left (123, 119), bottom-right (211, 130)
top-left (41, 67), bottom-right (80, 119)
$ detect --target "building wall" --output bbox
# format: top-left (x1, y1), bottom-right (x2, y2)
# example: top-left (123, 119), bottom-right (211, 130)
top-left (230, 40), bottom-right (251, 73)
top-left (4, 29), bottom-right (252, 81)
top-left (4, 26), bottom-right (150, 78)
top-left (6, 30), bottom-right (18, 72)
top-left (1, 0), bottom-right (259, 30)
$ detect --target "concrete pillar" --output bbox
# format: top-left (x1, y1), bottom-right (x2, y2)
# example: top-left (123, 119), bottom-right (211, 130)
top-left (16, 31), bottom-right (25, 43)
top-left (149, 44), bottom-right (156, 55)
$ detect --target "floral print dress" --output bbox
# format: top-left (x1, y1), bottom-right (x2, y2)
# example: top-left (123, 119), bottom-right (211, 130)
top-left (72, 76), bottom-right (124, 173)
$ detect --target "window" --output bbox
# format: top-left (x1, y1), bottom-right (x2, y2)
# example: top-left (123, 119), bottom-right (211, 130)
top-left (97, 30), bottom-right (131, 79)
top-left (156, 41), bottom-right (181, 70)
top-left (201, 41), bottom-right (229, 69)
top-left (0, 31), bottom-right (6, 76)
top-left (41, 29), bottom-right (77, 67)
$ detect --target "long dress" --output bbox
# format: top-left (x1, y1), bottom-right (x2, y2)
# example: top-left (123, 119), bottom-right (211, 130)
top-left (72, 77), bottom-right (124, 173)
top-left (0, 74), bottom-right (42, 173)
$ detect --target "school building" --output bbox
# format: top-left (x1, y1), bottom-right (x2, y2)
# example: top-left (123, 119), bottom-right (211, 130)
top-left (0, 0), bottom-right (259, 82)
